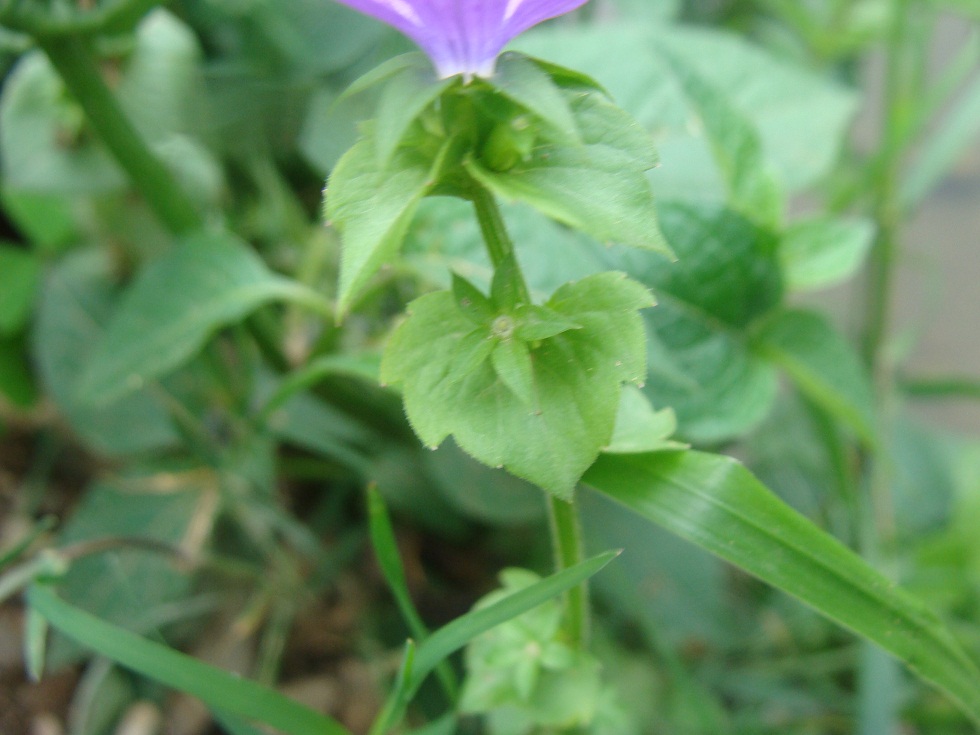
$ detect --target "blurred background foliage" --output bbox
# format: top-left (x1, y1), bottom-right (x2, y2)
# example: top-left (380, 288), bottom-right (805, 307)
top-left (1, 0), bottom-right (979, 733)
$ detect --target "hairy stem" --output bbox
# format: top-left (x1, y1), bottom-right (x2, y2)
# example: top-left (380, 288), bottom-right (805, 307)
top-left (470, 186), bottom-right (531, 304)
top-left (36, 35), bottom-right (202, 235)
top-left (548, 494), bottom-right (589, 648)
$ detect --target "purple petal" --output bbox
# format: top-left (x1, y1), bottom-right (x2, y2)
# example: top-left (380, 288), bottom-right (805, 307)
top-left (333, 0), bottom-right (590, 78)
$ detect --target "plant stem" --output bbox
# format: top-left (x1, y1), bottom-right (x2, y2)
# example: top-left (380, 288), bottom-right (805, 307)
top-left (856, 3), bottom-right (918, 731)
top-left (547, 494), bottom-right (589, 648)
top-left (470, 185), bottom-right (531, 304)
top-left (36, 35), bottom-right (203, 236)
top-left (470, 183), bottom-right (589, 648)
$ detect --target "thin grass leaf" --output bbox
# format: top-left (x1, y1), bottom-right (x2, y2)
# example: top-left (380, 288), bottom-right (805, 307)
top-left (367, 486), bottom-right (457, 700)
top-left (367, 639), bottom-right (417, 735)
top-left (584, 450), bottom-right (980, 725)
top-left (27, 584), bottom-right (353, 735)
top-left (23, 605), bottom-right (48, 681)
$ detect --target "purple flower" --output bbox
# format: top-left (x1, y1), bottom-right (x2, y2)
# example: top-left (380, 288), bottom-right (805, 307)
top-left (333, 0), bottom-right (590, 79)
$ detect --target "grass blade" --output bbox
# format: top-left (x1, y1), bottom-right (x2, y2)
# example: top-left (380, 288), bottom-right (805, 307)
top-left (27, 584), bottom-right (353, 735)
top-left (585, 451), bottom-right (980, 725)
top-left (367, 486), bottom-right (457, 700)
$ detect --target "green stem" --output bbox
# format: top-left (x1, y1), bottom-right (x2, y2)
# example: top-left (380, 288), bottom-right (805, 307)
top-left (470, 186), bottom-right (531, 304)
top-left (470, 183), bottom-right (589, 649)
top-left (36, 35), bottom-right (202, 236)
top-left (856, 3), bottom-right (919, 732)
top-left (547, 494), bottom-right (589, 648)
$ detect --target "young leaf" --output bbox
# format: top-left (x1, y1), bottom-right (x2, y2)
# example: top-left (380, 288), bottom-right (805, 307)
top-left (27, 585), bottom-right (353, 735)
top-left (77, 232), bottom-right (331, 406)
top-left (452, 273), bottom-right (494, 325)
top-left (492, 53), bottom-right (580, 144)
top-left (605, 386), bottom-right (685, 454)
top-left (326, 133), bottom-right (435, 313)
top-left (585, 451), bottom-right (980, 726)
top-left (467, 87), bottom-right (668, 255)
top-left (514, 305), bottom-right (581, 342)
top-left (409, 551), bottom-right (620, 695)
top-left (375, 65), bottom-right (454, 167)
top-left (381, 273), bottom-right (652, 498)
top-left (491, 339), bottom-right (537, 408)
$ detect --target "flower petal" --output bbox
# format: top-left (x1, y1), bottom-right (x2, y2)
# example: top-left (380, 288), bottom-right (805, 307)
top-left (333, 0), bottom-right (590, 78)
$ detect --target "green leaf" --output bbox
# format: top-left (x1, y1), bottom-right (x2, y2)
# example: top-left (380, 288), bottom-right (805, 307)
top-left (425, 440), bottom-right (546, 526)
top-left (382, 273), bottom-right (652, 498)
top-left (0, 191), bottom-right (78, 252)
top-left (754, 309), bottom-right (878, 446)
top-left (605, 386), bottom-right (685, 454)
top-left (27, 585), bottom-right (353, 735)
top-left (326, 132), bottom-right (435, 313)
top-left (368, 486), bottom-right (428, 639)
top-left (367, 485), bottom-right (457, 701)
top-left (452, 272), bottom-right (494, 325)
top-left (47, 474), bottom-right (203, 667)
top-left (625, 202), bottom-right (782, 442)
top-left (513, 305), bottom-right (580, 342)
top-left (780, 216), bottom-right (875, 292)
top-left (77, 231), bottom-right (330, 406)
top-left (333, 52), bottom-right (429, 108)
top-left (256, 352), bottom-right (382, 426)
top-left (467, 86), bottom-right (667, 255)
top-left (33, 250), bottom-right (178, 455)
top-left (0, 245), bottom-right (40, 335)
top-left (375, 64), bottom-right (453, 167)
top-left (658, 50), bottom-right (783, 225)
top-left (410, 551), bottom-right (619, 694)
top-left (0, 52), bottom-right (126, 194)
top-left (491, 338), bottom-right (537, 408)
top-left (584, 450), bottom-right (980, 726)
top-left (493, 52), bottom-right (580, 144)
top-left (515, 22), bottom-right (857, 198)
top-left (0, 334), bottom-right (36, 408)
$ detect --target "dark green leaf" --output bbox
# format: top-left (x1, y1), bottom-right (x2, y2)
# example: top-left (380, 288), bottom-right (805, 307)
top-left (0, 245), bottom-right (40, 335)
top-left (624, 203), bottom-right (782, 442)
top-left (0, 334), bottom-right (36, 408)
